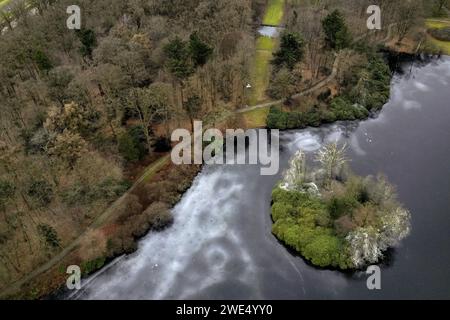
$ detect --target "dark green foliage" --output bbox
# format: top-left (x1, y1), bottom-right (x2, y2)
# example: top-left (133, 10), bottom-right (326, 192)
top-left (37, 224), bottom-right (60, 248)
top-left (271, 168), bottom-right (409, 270)
top-left (318, 89), bottom-right (331, 102)
top-left (329, 97), bottom-right (369, 120)
top-left (76, 29), bottom-right (97, 58)
top-left (348, 55), bottom-right (391, 111)
top-left (185, 95), bottom-right (202, 118)
top-left (27, 180), bottom-right (53, 206)
top-left (271, 186), bottom-right (353, 269)
top-left (189, 32), bottom-right (213, 67)
top-left (164, 37), bottom-right (194, 80)
top-left (273, 32), bottom-right (304, 70)
top-left (266, 101), bottom-right (367, 130)
top-left (322, 10), bottom-right (351, 50)
top-left (118, 131), bottom-right (140, 162)
top-left (97, 177), bottom-right (131, 200)
top-left (33, 50), bottom-right (53, 72)
top-left (266, 106), bottom-right (288, 129)
top-left (271, 187), bottom-right (351, 269)
top-left (267, 53), bottom-right (391, 130)
top-left (80, 257), bottom-right (106, 275)
top-left (118, 126), bottom-right (148, 162)
top-left (327, 195), bottom-right (359, 219)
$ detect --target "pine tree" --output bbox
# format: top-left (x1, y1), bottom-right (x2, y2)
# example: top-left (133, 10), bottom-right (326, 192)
top-left (322, 10), bottom-right (351, 50)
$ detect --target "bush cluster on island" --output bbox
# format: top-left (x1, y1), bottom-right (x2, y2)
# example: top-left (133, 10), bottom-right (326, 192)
top-left (271, 143), bottom-right (411, 269)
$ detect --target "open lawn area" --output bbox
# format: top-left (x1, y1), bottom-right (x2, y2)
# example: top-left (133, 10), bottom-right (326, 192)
top-left (249, 36), bottom-right (276, 105)
top-left (247, 0), bottom-right (286, 105)
top-left (241, 106), bottom-right (270, 128)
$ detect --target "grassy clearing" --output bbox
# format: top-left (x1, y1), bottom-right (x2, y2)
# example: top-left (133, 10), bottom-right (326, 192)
top-left (241, 106), bottom-right (270, 128)
top-left (256, 36), bottom-right (276, 51)
top-left (247, 0), bottom-right (285, 105)
top-left (425, 19), bottom-right (450, 55)
top-left (263, 0), bottom-right (285, 26)
top-left (249, 49), bottom-right (273, 105)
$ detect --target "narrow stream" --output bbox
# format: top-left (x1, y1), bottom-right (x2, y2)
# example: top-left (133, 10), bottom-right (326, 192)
top-left (71, 57), bottom-right (450, 300)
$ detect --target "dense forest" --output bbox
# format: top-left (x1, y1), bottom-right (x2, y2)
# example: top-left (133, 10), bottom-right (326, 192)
top-left (0, 0), bottom-right (261, 294)
top-left (0, 0), bottom-right (446, 297)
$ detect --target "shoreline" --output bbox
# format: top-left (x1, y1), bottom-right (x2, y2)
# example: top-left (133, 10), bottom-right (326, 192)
top-left (60, 51), bottom-right (431, 299)
top-left (2, 23), bottom-right (432, 301)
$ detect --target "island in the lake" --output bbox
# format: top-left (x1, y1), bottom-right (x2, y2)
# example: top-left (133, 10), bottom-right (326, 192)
top-left (271, 143), bottom-right (411, 269)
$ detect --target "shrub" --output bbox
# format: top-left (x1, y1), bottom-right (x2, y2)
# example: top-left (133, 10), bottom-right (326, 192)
top-left (302, 233), bottom-right (343, 267)
top-left (271, 202), bottom-right (297, 221)
top-left (271, 151), bottom-right (410, 270)
top-left (80, 257), bottom-right (106, 276)
top-left (327, 195), bottom-right (359, 219)
top-left (0, 180), bottom-right (15, 202)
top-left (37, 224), bottom-right (60, 248)
top-left (322, 10), bottom-right (352, 50)
top-left (61, 178), bottom-right (130, 206)
top-left (118, 126), bottom-right (148, 162)
top-left (118, 131), bottom-right (141, 162)
top-left (329, 97), bottom-right (369, 121)
top-left (318, 89), bottom-right (332, 102)
top-left (27, 179), bottom-right (53, 206)
top-left (273, 32), bottom-right (305, 70)
top-left (267, 107), bottom-right (288, 129)
top-left (116, 194), bottom-right (144, 224)
top-left (144, 202), bottom-right (174, 230)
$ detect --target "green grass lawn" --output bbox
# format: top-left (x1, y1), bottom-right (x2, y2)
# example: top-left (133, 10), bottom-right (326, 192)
top-left (247, 0), bottom-right (285, 105)
top-left (263, 0), bottom-right (285, 26)
top-left (426, 19), bottom-right (450, 55)
top-left (0, 0), bottom-right (10, 9)
top-left (249, 48), bottom-right (273, 105)
top-left (250, 36), bottom-right (276, 105)
top-left (241, 106), bottom-right (270, 128)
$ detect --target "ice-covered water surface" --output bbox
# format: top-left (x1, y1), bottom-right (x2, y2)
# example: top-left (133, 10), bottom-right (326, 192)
top-left (73, 57), bottom-right (450, 299)
top-left (73, 127), bottom-right (347, 300)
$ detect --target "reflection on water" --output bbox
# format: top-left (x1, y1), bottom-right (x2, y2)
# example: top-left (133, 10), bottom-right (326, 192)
top-left (72, 57), bottom-right (450, 300)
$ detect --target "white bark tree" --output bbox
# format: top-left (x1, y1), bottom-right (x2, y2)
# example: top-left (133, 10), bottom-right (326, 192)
top-left (315, 142), bottom-right (348, 184)
top-left (282, 150), bottom-right (307, 191)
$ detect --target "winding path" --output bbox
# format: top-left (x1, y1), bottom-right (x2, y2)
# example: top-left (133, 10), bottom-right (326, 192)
top-left (237, 24), bottom-right (396, 114)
